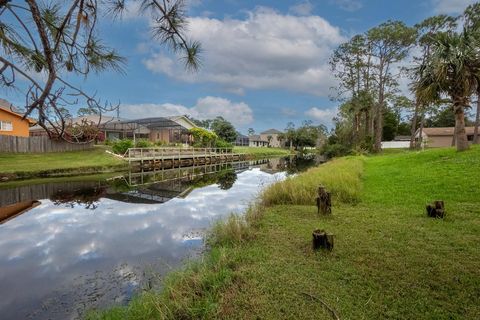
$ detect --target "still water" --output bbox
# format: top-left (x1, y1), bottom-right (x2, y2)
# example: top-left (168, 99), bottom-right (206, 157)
top-left (0, 156), bottom-right (318, 319)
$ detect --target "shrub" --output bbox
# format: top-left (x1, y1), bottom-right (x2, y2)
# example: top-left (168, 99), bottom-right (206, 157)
top-left (135, 139), bottom-right (153, 148)
top-left (190, 127), bottom-right (217, 147)
top-left (112, 139), bottom-right (134, 155)
top-left (320, 143), bottom-right (352, 159)
top-left (214, 139), bottom-right (233, 150)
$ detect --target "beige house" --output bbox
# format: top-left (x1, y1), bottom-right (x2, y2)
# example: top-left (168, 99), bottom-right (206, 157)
top-left (415, 127), bottom-right (477, 148)
top-left (249, 135), bottom-right (269, 147)
top-left (260, 129), bottom-right (284, 148)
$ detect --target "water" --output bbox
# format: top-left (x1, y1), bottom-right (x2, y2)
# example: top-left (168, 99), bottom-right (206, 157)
top-left (0, 156), bottom-right (318, 319)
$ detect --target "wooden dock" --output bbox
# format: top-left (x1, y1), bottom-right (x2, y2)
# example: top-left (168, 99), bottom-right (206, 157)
top-left (125, 147), bottom-right (248, 170)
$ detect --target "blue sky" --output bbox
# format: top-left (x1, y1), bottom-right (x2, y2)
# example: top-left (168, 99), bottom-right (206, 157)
top-left (2, 0), bottom-right (477, 133)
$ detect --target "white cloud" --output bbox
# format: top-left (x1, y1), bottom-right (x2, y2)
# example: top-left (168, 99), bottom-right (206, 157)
top-left (305, 107), bottom-right (337, 124)
top-left (330, 0), bottom-right (363, 12)
top-left (142, 7), bottom-right (345, 96)
top-left (432, 0), bottom-right (475, 14)
top-left (289, 1), bottom-right (314, 16)
top-left (120, 96), bottom-right (254, 126)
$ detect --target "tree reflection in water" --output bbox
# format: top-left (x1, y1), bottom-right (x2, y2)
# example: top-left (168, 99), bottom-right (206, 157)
top-left (50, 187), bottom-right (107, 210)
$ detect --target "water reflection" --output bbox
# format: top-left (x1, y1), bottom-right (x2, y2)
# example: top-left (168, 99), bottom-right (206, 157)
top-left (0, 156), bottom-right (318, 319)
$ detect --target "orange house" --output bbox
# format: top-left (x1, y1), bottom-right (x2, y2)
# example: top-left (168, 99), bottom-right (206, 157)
top-left (0, 104), bottom-right (35, 137)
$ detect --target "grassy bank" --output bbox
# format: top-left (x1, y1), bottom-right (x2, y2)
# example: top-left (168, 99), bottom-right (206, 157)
top-left (234, 146), bottom-right (295, 158)
top-left (0, 146), bottom-right (126, 180)
top-left (89, 146), bottom-right (480, 319)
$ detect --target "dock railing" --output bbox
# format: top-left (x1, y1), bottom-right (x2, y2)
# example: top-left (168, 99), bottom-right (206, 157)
top-left (124, 147), bottom-right (240, 161)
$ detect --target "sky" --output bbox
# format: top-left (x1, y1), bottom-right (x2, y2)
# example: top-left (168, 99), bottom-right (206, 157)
top-left (2, 0), bottom-right (477, 133)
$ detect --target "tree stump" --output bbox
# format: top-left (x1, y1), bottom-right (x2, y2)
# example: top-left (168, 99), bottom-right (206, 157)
top-left (312, 229), bottom-right (334, 251)
top-left (426, 200), bottom-right (445, 218)
top-left (316, 185), bottom-right (332, 215)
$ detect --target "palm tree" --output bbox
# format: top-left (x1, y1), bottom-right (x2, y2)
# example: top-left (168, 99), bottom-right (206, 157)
top-left (414, 31), bottom-right (480, 151)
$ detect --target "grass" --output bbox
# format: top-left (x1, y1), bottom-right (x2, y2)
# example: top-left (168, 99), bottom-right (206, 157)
top-left (87, 146), bottom-right (480, 319)
top-left (233, 146), bottom-right (295, 158)
top-left (261, 157), bottom-right (364, 205)
top-left (0, 146), bottom-right (126, 179)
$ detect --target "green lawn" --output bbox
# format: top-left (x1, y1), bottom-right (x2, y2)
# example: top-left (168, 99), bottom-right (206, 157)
top-left (88, 146), bottom-right (480, 319)
top-left (234, 146), bottom-right (294, 158)
top-left (0, 146), bottom-right (125, 175)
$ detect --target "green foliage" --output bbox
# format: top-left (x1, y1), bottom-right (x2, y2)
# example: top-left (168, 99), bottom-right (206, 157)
top-left (112, 139), bottom-right (134, 154)
top-left (189, 127), bottom-right (217, 147)
top-left (320, 143), bottom-right (352, 159)
top-left (382, 107), bottom-right (400, 141)
top-left (283, 121), bottom-right (326, 150)
top-left (214, 139), bottom-right (233, 150)
top-left (135, 139), bottom-right (152, 148)
top-left (210, 117), bottom-right (237, 143)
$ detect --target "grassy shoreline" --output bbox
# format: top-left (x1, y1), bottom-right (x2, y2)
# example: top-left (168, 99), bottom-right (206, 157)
top-left (0, 146), bottom-right (127, 181)
top-left (88, 146), bottom-right (480, 319)
top-left (0, 147), bottom-right (293, 182)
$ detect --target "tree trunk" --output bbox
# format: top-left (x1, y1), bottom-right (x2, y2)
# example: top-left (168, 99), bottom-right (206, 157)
top-left (410, 99), bottom-right (420, 149)
top-left (374, 73), bottom-right (385, 152)
top-left (453, 101), bottom-right (469, 151)
top-left (474, 92), bottom-right (480, 144)
top-left (418, 113), bottom-right (424, 148)
top-left (374, 102), bottom-right (383, 152)
top-left (365, 109), bottom-right (370, 137)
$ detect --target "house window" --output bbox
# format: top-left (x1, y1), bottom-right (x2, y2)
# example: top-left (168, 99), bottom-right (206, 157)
top-left (0, 121), bottom-right (13, 131)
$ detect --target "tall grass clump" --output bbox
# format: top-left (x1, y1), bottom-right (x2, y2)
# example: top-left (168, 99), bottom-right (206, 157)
top-left (207, 204), bottom-right (265, 247)
top-left (262, 157), bottom-right (364, 206)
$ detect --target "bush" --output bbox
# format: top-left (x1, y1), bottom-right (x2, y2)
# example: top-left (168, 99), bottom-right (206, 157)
top-left (135, 139), bottom-right (153, 148)
top-left (320, 143), bottom-right (352, 159)
top-left (112, 139), bottom-right (134, 155)
top-left (214, 139), bottom-right (233, 150)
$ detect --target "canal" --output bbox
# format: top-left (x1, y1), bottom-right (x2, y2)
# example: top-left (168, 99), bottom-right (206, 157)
top-left (0, 156), bottom-right (319, 319)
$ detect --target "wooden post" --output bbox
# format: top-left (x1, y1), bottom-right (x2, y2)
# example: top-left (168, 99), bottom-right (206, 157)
top-left (312, 229), bottom-right (334, 251)
top-left (426, 200), bottom-right (445, 218)
top-left (316, 185), bottom-right (332, 215)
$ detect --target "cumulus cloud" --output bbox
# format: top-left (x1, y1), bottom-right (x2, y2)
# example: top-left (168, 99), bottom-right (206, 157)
top-left (120, 96), bottom-right (254, 126)
top-left (142, 7), bottom-right (345, 96)
top-left (432, 0), bottom-right (475, 14)
top-left (305, 107), bottom-right (337, 124)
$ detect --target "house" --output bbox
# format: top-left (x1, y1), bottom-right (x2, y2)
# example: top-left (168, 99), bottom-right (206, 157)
top-left (415, 127), bottom-right (477, 148)
top-left (101, 116), bottom-right (197, 144)
top-left (30, 114), bottom-right (198, 144)
top-left (249, 135), bottom-right (269, 147)
top-left (260, 129), bottom-right (284, 148)
top-left (235, 132), bottom-right (249, 146)
top-left (0, 99), bottom-right (35, 137)
top-left (29, 114), bottom-right (122, 138)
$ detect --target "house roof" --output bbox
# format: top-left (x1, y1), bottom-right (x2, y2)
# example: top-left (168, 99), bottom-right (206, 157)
top-left (419, 127), bottom-right (477, 136)
top-left (249, 135), bottom-right (268, 142)
top-left (0, 101), bottom-right (36, 124)
top-left (260, 128), bottom-right (283, 135)
top-left (236, 132), bottom-right (248, 139)
top-left (30, 115), bottom-right (121, 131)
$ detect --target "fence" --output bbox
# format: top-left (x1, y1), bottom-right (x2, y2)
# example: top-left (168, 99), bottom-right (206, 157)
top-left (0, 135), bottom-right (94, 153)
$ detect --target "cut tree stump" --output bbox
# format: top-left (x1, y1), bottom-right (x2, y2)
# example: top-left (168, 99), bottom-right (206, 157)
top-left (312, 229), bottom-right (334, 251)
top-left (316, 185), bottom-right (332, 215)
top-left (426, 200), bottom-right (445, 218)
